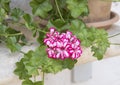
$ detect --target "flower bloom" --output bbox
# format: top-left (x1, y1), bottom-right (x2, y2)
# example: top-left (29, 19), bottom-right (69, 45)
top-left (44, 27), bottom-right (82, 60)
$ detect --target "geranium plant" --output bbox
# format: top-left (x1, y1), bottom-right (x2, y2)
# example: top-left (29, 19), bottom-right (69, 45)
top-left (0, 0), bottom-right (120, 85)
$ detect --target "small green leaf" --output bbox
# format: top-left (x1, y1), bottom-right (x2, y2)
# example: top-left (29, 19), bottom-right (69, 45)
top-left (25, 63), bottom-right (39, 76)
top-left (0, 0), bottom-right (10, 13)
top-left (47, 19), bottom-right (70, 31)
top-left (23, 50), bottom-right (40, 76)
top-left (62, 58), bottom-right (77, 69)
top-left (0, 8), bottom-right (6, 22)
top-left (23, 14), bottom-right (36, 30)
top-left (0, 24), bottom-right (7, 33)
top-left (22, 79), bottom-right (33, 85)
top-left (14, 59), bottom-right (32, 79)
top-left (22, 79), bottom-right (43, 85)
top-left (23, 14), bottom-right (32, 24)
top-left (91, 29), bottom-right (110, 60)
top-left (66, 0), bottom-right (88, 18)
top-left (6, 37), bottom-right (22, 52)
top-left (37, 31), bottom-right (45, 45)
top-left (34, 81), bottom-right (43, 85)
top-left (11, 8), bottom-right (24, 22)
top-left (70, 19), bottom-right (86, 33)
top-left (30, 0), bottom-right (52, 18)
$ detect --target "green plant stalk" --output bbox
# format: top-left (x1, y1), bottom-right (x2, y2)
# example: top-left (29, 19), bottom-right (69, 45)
top-left (37, 29), bottom-right (47, 34)
top-left (20, 51), bottom-right (26, 54)
top-left (0, 32), bottom-right (23, 37)
top-left (55, 0), bottom-right (65, 22)
top-left (43, 72), bottom-right (45, 85)
top-left (34, 76), bottom-right (36, 82)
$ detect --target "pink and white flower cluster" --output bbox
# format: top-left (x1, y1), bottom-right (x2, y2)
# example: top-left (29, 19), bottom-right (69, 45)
top-left (44, 27), bottom-right (82, 60)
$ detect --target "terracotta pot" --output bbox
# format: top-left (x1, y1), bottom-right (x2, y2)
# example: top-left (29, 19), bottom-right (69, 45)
top-left (86, 11), bottom-right (119, 29)
top-left (84, 0), bottom-right (112, 23)
top-left (83, 0), bottom-right (120, 29)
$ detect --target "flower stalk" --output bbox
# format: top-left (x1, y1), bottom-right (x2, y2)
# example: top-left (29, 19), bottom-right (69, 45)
top-left (43, 72), bottom-right (45, 85)
top-left (55, 0), bottom-right (65, 22)
top-left (0, 32), bottom-right (23, 37)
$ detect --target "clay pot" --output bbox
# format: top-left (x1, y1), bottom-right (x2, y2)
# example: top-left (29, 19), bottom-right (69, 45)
top-left (84, 0), bottom-right (112, 23)
top-left (86, 11), bottom-right (119, 29)
top-left (83, 0), bottom-right (119, 29)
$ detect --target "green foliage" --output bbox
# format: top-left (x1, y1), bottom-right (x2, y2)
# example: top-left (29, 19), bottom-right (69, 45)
top-left (14, 59), bottom-right (32, 79)
top-left (47, 19), bottom-right (70, 31)
top-left (23, 14), bottom-right (36, 30)
top-left (0, 0), bottom-right (26, 52)
top-left (0, 0), bottom-right (116, 85)
top-left (30, 0), bottom-right (52, 18)
top-left (0, 25), bottom-right (26, 52)
top-left (11, 8), bottom-right (24, 22)
top-left (69, 19), bottom-right (110, 60)
top-left (14, 45), bottom-right (77, 84)
top-left (0, 8), bottom-right (6, 22)
top-left (6, 37), bottom-right (22, 52)
top-left (0, 0), bottom-right (10, 13)
top-left (22, 79), bottom-right (43, 85)
top-left (91, 29), bottom-right (110, 60)
top-left (66, 0), bottom-right (89, 18)
top-left (37, 31), bottom-right (45, 45)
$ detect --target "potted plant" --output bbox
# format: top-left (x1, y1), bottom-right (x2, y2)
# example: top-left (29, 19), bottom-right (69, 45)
top-left (0, 0), bottom-right (120, 85)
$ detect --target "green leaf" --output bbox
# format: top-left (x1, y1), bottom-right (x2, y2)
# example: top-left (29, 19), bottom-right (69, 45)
top-left (23, 14), bottom-right (32, 24)
top-left (6, 27), bottom-right (20, 35)
top-left (23, 14), bottom-right (36, 30)
top-left (70, 19), bottom-right (92, 47)
top-left (66, 0), bottom-right (88, 18)
top-left (23, 47), bottom-right (47, 76)
top-left (34, 81), bottom-right (43, 85)
top-left (0, 8), bottom-right (6, 22)
top-left (14, 59), bottom-right (32, 80)
top-left (25, 63), bottom-right (39, 76)
top-left (6, 37), bottom-right (22, 52)
top-left (0, 0), bottom-right (10, 13)
top-left (91, 29), bottom-right (110, 60)
top-left (23, 50), bottom-right (40, 76)
top-left (11, 8), bottom-right (24, 22)
top-left (70, 19), bottom-right (110, 60)
top-left (37, 31), bottom-right (45, 45)
top-left (70, 19), bottom-right (86, 33)
top-left (22, 79), bottom-right (43, 85)
top-left (22, 79), bottom-right (33, 85)
top-left (62, 58), bottom-right (77, 69)
top-left (30, 0), bottom-right (52, 18)
top-left (34, 46), bottom-right (76, 73)
top-left (47, 19), bottom-right (70, 32)
top-left (0, 24), bottom-right (7, 33)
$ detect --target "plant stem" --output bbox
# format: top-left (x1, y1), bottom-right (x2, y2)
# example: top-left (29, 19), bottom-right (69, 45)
top-left (0, 33), bottom-right (23, 37)
top-left (108, 32), bottom-right (120, 38)
top-left (34, 76), bottom-right (36, 82)
top-left (110, 43), bottom-right (120, 45)
top-left (20, 51), bottom-right (26, 54)
top-left (37, 29), bottom-right (47, 34)
top-left (42, 72), bottom-right (45, 85)
top-left (55, 0), bottom-right (65, 22)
